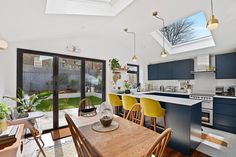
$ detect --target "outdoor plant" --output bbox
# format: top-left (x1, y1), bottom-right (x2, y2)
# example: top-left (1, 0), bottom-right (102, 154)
top-left (70, 80), bottom-right (79, 90)
top-left (109, 58), bottom-right (121, 70)
top-left (0, 102), bottom-right (9, 120)
top-left (3, 89), bottom-right (52, 115)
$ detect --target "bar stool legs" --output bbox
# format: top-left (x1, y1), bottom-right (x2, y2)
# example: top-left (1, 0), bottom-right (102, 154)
top-left (149, 117), bottom-right (166, 131)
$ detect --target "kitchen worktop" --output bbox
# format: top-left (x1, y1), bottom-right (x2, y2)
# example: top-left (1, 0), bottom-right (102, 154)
top-left (137, 90), bottom-right (190, 96)
top-left (214, 95), bottom-right (236, 99)
top-left (118, 93), bottom-right (202, 106)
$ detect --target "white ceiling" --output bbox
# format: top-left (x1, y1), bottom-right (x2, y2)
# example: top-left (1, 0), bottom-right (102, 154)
top-left (46, 0), bottom-right (134, 16)
top-left (0, 0), bottom-right (236, 63)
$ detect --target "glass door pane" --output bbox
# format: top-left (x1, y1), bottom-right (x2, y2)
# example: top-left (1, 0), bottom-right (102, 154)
top-left (22, 53), bottom-right (54, 131)
top-left (58, 57), bottom-right (81, 127)
top-left (85, 61), bottom-right (104, 106)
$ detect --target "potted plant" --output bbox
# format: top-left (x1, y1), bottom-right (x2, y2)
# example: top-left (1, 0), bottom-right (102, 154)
top-left (109, 58), bottom-right (121, 70)
top-left (124, 80), bottom-right (131, 94)
top-left (3, 89), bottom-right (52, 118)
top-left (0, 102), bottom-right (9, 133)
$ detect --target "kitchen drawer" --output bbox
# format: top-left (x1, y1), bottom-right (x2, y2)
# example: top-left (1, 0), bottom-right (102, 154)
top-left (214, 98), bottom-right (236, 116)
top-left (214, 97), bottom-right (236, 105)
top-left (214, 123), bottom-right (236, 134)
top-left (214, 103), bottom-right (236, 117)
top-left (214, 113), bottom-right (236, 129)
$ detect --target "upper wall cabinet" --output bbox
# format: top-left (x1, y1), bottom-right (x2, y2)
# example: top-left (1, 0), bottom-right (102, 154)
top-left (216, 52), bottom-right (236, 79)
top-left (172, 60), bottom-right (194, 80)
top-left (148, 59), bottom-right (194, 80)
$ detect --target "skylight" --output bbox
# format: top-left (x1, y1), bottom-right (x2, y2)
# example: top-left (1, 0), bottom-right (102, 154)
top-left (151, 12), bottom-right (215, 54)
top-left (46, 0), bottom-right (134, 16)
top-left (161, 12), bottom-right (212, 46)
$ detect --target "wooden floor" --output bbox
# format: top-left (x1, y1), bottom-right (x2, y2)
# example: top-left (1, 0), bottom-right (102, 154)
top-left (164, 147), bottom-right (210, 157)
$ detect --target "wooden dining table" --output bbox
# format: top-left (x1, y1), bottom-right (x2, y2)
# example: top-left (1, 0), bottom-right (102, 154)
top-left (75, 115), bottom-right (160, 157)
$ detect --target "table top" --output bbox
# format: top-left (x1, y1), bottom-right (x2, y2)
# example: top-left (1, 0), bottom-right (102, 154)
top-left (78, 116), bottom-right (160, 157)
top-left (0, 124), bottom-right (24, 157)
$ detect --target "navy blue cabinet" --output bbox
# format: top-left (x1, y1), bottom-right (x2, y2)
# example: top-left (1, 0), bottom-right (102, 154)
top-left (148, 64), bottom-right (158, 80)
top-left (213, 97), bottom-right (236, 134)
top-left (148, 59), bottom-right (194, 80)
top-left (172, 60), bottom-right (194, 80)
top-left (216, 52), bottom-right (236, 79)
top-left (156, 62), bottom-right (172, 80)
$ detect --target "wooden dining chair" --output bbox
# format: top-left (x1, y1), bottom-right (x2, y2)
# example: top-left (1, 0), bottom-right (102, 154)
top-left (30, 127), bottom-right (46, 157)
top-left (145, 128), bottom-right (172, 157)
top-left (126, 103), bottom-right (143, 125)
top-left (65, 113), bottom-right (93, 157)
top-left (78, 98), bottom-right (96, 116)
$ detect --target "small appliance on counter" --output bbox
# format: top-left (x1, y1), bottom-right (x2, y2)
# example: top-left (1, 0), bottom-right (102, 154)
top-left (215, 86), bottom-right (236, 96)
top-left (228, 87), bottom-right (235, 96)
top-left (215, 86), bottom-right (224, 95)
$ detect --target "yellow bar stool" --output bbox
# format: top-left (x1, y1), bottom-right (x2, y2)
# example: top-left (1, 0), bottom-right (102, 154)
top-left (122, 95), bottom-right (139, 118)
top-left (140, 98), bottom-right (166, 132)
top-left (108, 93), bottom-right (123, 115)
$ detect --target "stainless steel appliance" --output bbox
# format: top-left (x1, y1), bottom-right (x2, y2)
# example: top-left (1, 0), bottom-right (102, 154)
top-left (189, 94), bottom-right (213, 126)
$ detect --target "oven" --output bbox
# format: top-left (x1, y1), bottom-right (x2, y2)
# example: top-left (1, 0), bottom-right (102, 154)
top-left (189, 94), bottom-right (213, 126)
top-left (202, 108), bottom-right (213, 126)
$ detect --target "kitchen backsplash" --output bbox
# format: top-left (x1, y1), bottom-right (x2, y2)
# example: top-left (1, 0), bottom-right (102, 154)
top-left (148, 74), bottom-right (236, 93)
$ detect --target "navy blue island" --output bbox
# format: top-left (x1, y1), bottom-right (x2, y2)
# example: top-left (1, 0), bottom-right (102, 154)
top-left (132, 92), bottom-right (202, 156)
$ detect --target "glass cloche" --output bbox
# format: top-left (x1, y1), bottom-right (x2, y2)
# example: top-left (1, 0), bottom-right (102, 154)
top-left (99, 102), bottom-right (113, 127)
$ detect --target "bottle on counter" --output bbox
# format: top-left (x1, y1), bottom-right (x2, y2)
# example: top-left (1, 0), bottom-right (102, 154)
top-left (137, 83), bottom-right (141, 92)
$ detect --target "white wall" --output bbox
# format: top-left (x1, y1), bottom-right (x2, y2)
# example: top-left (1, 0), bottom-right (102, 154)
top-left (0, 54), bottom-right (5, 101)
top-left (0, 34), bottom-right (146, 106)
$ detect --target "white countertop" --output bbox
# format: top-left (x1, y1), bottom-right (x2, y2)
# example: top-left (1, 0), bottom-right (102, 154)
top-left (214, 95), bottom-right (236, 99)
top-left (117, 93), bottom-right (202, 106)
top-left (137, 90), bottom-right (190, 96)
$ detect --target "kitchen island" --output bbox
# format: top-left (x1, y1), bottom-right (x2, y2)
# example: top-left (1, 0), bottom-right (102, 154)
top-left (119, 92), bottom-right (202, 156)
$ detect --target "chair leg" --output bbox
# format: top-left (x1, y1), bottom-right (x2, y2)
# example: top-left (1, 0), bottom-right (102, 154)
top-left (114, 106), bottom-right (117, 115)
top-left (123, 110), bottom-right (126, 118)
top-left (34, 136), bottom-right (46, 157)
top-left (154, 117), bottom-right (157, 132)
top-left (163, 115), bottom-right (167, 129)
top-left (150, 117), bottom-right (152, 129)
top-left (141, 114), bottom-right (145, 126)
top-left (39, 136), bottom-right (45, 147)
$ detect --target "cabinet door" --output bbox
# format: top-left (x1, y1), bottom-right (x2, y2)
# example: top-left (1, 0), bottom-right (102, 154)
top-left (148, 64), bottom-right (158, 80)
top-left (216, 52), bottom-right (236, 79)
top-left (172, 59), bottom-right (194, 80)
top-left (213, 98), bottom-right (236, 133)
top-left (157, 62), bottom-right (172, 80)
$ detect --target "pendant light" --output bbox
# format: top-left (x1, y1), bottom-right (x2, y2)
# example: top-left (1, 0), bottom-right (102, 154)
top-left (152, 11), bottom-right (168, 58)
top-left (0, 40), bottom-right (8, 50)
top-left (207, 0), bottom-right (219, 30)
top-left (124, 28), bottom-right (138, 62)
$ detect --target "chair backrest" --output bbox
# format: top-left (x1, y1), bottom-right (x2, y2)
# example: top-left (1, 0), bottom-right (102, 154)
top-left (108, 93), bottom-right (122, 107)
top-left (140, 98), bottom-right (164, 117)
top-left (65, 114), bottom-right (92, 157)
top-left (78, 98), bottom-right (95, 116)
top-left (126, 103), bottom-right (143, 125)
top-left (145, 128), bottom-right (172, 157)
top-left (122, 95), bottom-right (138, 111)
